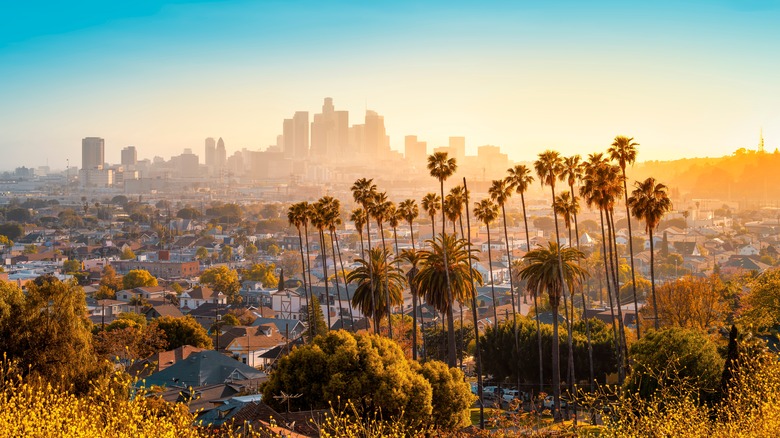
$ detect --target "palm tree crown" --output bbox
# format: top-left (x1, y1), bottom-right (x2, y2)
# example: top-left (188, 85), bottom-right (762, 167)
top-left (473, 199), bottom-right (499, 228)
top-left (519, 243), bottom-right (588, 311)
top-left (427, 152), bottom-right (457, 183)
top-left (347, 247), bottom-right (405, 329)
top-left (608, 136), bottom-right (639, 171)
top-left (628, 177), bottom-right (672, 233)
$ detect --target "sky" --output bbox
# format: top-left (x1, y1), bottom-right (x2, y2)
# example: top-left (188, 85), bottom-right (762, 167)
top-left (1, 0), bottom-right (779, 170)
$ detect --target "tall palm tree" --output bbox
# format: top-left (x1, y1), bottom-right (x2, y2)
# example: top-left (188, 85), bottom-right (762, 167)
top-left (352, 178), bottom-right (378, 332)
top-left (388, 202), bottom-right (402, 256)
top-left (368, 191), bottom-right (395, 338)
top-left (608, 136), bottom-right (641, 338)
top-left (444, 194), bottom-right (460, 234)
top-left (449, 185), bottom-right (467, 239)
top-left (519, 242), bottom-right (587, 421)
top-left (421, 193), bottom-right (441, 239)
top-left (310, 199), bottom-right (332, 330)
top-left (399, 248), bottom-right (421, 361)
top-left (553, 191), bottom-right (581, 393)
top-left (628, 177), bottom-right (673, 331)
top-left (506, 164), bottom-right (543, 394)
top-left (324, 197), bottom-right (348, 330)
top-left (580, 155), bottom-right (627, 381)
top-left (399, 199), bottom-right (421, 359)
top-left (489, 179), bottom-right (517, 321)
top-left (350, 208), bottom-right (367, 256)
top-left (348, 247), bottom-right (405, 331)
top-left (473, 199), bottom-right (500, 326)
top-left (414, 233), bottom-right (483, 368)
top-left (287, 202), bottom-right (312, 340)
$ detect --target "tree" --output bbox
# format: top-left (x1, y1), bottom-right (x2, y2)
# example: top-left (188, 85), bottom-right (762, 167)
top-left (195, 246), bottom-right (209, 261)
top-left (414, 233), bottom-right (483, 368)
top-left (628, 177), bottom-right (673, 330)
top-left (641, 275), bottom-right (726, 331)
top-left (302, 294), bottom-right (327, 338)
top-left (93, 322), bottom-right (166, 364)
top-left (347, 247), bottom-right (405, 331)
top-left (737, 269), bottom-right (780, 331)
top-left (421, 192), bottom-right (441, 237)
top-left (518, 242), bottom-right (587, 419)
top-left (99, 265), bottom-right (123, 291)
top-left (241, 263), bottom-right (278, 288)
top-left (120, 247), bottom-right (136, 260)
top-left (474, 198), bottom-right (500, 326)
top-left (176, 207), bottom-right (201, 219)
top-left (398, 199), bottom-right (420, 359)
top-left (350, 208), bottom-right (367, 255)
top-left (199, 265), bottom-right (241, 304)
top-left (625, 327), bottom-right (723, 403)
top-left (418, 360), bottom-right (475, 430)
top-left (261, 330), bottom-right (473, 431)
top-left (609, 136), bottom-right (641, 338)
top-left (0, 223), bottom-right (24, 241)
top-left (220, 245), bottom-right (233, 262)
top-left (122, 269), bottom-right (158, 290)
top-left (245, 243), bottom-right (258, 260)
top-left (63, 259), bottom-right (82, 273)
top-left (23, 244), bottom-right (38, 254)
top-left (6, 208), bottom-right (32, 223)
top-left (489, 178), bottom-right (518, 322)
top-left (278, 250), bottom-right (303, 278)
top-left (151, 315), bottom-right (212, 349)
top-left (210, 313), bottom-right (240, 332)
top-left (0, 277), bottom-right (107, 392)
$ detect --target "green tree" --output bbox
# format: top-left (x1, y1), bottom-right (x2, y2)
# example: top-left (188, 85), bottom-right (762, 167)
top-left (518, 242), bottom-right (587, 418)
top-left (23, 244), bottom-right (38, 254)
top-left (738, 269), bottom-right (780, 331)
top-left (151, 315), bottom-right (212, 350)
top-left (625, 327), bottom-right (723, 403)
top-left (347, 247), bottom-right (405, 331)
top-left (120, 248), bottom-right (136, 260)
top-left (199, 265), bottom-right (241, 303)
top-left (122, 269), bottom-right (158, 290)
top-left (195, 246), bottom-right (209, 261)
top-left (474, 198), bottom-right (500, 325)
top-left (0, 223), bottom-right (24, 241)
top-left (241, 263), bottom-right (278, 288)
top-left (0, 277), bottom-right (107, 392)
top-left (414, 233), bottom-right (483, 368)
top-left (220, 245), bottom-right (233, 262)
top-left (63, 259), bottom-right (82, 273)
top-left (417, 360), bottom-right (475, 430)
top-left (210, 313), bottom-right (240, 331)
top-left (302, 294), bottom-right (327, 338)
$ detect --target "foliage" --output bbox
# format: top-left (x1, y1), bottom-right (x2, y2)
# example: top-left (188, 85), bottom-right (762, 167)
top-left (625, 327), bottom-right (723, 402)
top-left (195, 246), bottom-right (209, 261)
top-left (278, 250), bottom-right (303, 277)
top-left (99, 265), bottom-right (123, 291)
top-left (302, 294), bottom-right (328, 338)
top-left (23, 244), bottom-right (38, 254)
top-left (417, 360), bottom-right (474, 430)
top-left (199, 265), bottom-right (241, 303)
top-left (94, 323), bottom-right (166, 364)
top-left (480, 316), bottom-right (617, 384)
top-left (241, 262), bottom-right (279, 288)
top-left (0, 234), bottom-right (12, 247)
top-left (63, 259), bottom-right (82, 273)
top-left (120, 248), bottom-right (136, 260)
top-left (151, 316), bottom-right (212, 350)
top-left (122, 269), bottom-right (158, 290)
top-left (421, 323), bottom-right (474, 365)
top-left (0, 277), bottom-right (108, 392)
top-left (641, 275), bottom-right (728, 332)
top-left (262, 330), bottom-right (472, 432)
top-left (739, 268), bottom-right (780, 332)
top-left (347, 247), bottom-right (405, 328)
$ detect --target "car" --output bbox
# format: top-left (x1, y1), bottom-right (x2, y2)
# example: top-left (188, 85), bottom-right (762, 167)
top-left (502, 389), bottom-right (521, 402)
top-left (482, 386), bottom-right (499, 399)
top-left (542, 395), bottom-right (568, 409)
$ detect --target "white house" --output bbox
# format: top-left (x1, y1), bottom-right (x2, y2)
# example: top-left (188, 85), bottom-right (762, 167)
top-left (738, 244), bottom-right (760, 256)
top-left (271, 288), bottom-right (306, 320)
top-left (180, 285), bottom-right (226, 311)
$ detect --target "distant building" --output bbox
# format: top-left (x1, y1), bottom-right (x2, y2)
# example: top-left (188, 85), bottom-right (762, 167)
top-left (311, 97), bottom-right (349, 161)
top-left (283, 112), bottom-right (309, 160)
top-left (205, 137), bottom-right (216, 170)
top-left (405, 135), bottom-right (427, 164)
top-left (82, 137), bottom-right (105, 169)
top-left (110, 260), bottom-right (200, 279)
top-left (121, 146), bottom-right (137, 166)
top-left (216, 137), bottom-right (227, 174)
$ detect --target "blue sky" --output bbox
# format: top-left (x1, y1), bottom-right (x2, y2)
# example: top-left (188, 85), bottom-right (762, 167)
top-left (1, 1), bottom-right (779, 169)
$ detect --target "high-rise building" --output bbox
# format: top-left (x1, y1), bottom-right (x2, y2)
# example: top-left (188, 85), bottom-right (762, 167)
top-left (121, 146), bottom-right (137, 166)
top-left (449, 136), bottom-right (466, 163)
top-left (205, 137), bottom-right (216, 168)
top-left (82, 137), bottom-right (105, 169)
top-left (363, 110), bottom-right (390, 158)
top-left (282, 119), bottom-right (294, 159)
top-left (404, 135), bottom-right (427, 165)
top-left (216, 137), bottom-right (227, 172)
top-left (178, 149), bottom-right (200, 178)
top-left (282, 112), bottom-right (309, 159)
top-left (311, 98), bottom-right (349, 160)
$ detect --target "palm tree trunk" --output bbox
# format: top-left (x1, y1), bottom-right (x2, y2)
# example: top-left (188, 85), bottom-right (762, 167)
top-left (608, 209), bottom-right (628, 365)
top-left (363, 204), bottom-right (376, 334)
top-left (605, 210), bottom-right (627, 383)
top-left (379, 221), bottom-right (392, 339)
top-left (409, 219), bottom-right (419, 361)
top-left (599, 209), bottom-right (621, 373)
top-left (304, 223), bottom-right (315, 342)
top-left (463, 177), bottom-right (485, 429)
top-left (320, 230), bottom-right (331, 331)
top-left (521, 190), bottom-right (544, 395)
top-left (334, 232), bottom-right (355, 332)
top-left (329, 231), bottom-right (345, 329)
top-left (649, 227), bottom-right (660, 330)
top-left (551, 301), bottom-right (562, 422)
top-left (622, 168), bottom-right (641, 339)
top-left (570, 185), bottom-right (594, 392)
top-left (501, 204), bottom-right (518, 321)
top-left (550, 184), bottom-right (568, 418)
top-left (440, 180), bottom-right (457, 367)
top-left (486, 225), bottom-right (498, 326)
top-left (296, 227), bottom-right (311, 339)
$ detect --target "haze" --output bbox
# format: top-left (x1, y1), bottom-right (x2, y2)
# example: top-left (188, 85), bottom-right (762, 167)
top-left (1, 0), bottom-right (779, 170)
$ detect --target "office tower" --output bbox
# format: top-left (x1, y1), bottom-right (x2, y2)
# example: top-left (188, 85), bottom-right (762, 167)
top-left (282, 112), bottom-right (309, 159)
top-left (449, 136), bottom-right (466, 163)
top-left (364, 110), bottom-right (390, 158)
top-left (282, 119), bottom-right (294, 159)
top-left (178, 149), bottom-right (200, 178)
top-left (82, 137), bottom-right (105, 169)
top-left (205, 137), bottom-right (216, 168)
top-left (216, 137), bottom-right (227, 173)
top-left (121, 146), bottom-right (137, 166)
top-left (311, 98), bottom-right (349, 160)
top-left (405, 135), bottom-right (427, 164)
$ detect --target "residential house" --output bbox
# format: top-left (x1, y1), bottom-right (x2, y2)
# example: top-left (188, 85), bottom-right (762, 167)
top-left (180, 285), bottom-right (226, 312)
top-left (140, 350), bottom-right (266, 388)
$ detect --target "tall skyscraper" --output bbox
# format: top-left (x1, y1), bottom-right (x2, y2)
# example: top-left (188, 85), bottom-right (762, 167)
top-left (405, 135), bottom-right (427, 164)
top-left (282, 112), bottom-right (310, 159)
top-left (311, 98), bottom-right (349, 160)
top-left (364, 110), bottom-right (390, 158)
top-left (216, 137), bottom-right (227, 172)
top-left (449, 136), bottom-right (466, 163)
top-left (205, 137), bottom-right (216, 168)
top-left (121, 146), bottom-right (137, 166)
top-left (82, 137), bottom-right (105, 169)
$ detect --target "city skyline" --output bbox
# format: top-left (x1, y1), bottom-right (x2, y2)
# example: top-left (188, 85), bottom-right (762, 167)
top-left (2, 1), bottom-right (780, 169)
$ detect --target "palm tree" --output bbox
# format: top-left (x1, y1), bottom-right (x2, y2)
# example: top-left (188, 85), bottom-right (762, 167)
top-left (628, 177), bottom-right (673, 331)
top-left (414, 233), bottom-right (483, 368)
top-left (473, 199), bottom-right (500, 326)
top-left (518, 242), bottom-right (587, 420)
top-left (553, 191), bottom-right (581, 394)
top-left (399, 199), bottom-right (421, 359)
top-left (310, 199), bottom-right (332, 330)
top-left (580, 155), bottom-right (627, 380)
top-left (368, 191), bottom-right (395, 338)
top-left (287, 202), bottom-right (312, 340)
top-left (350, 208), bottom-right (367, 256)
top-left (352, 178), bottom-right (378, 332)
top-left (506, 164), bottom-right (543, 393)
top-left (449, 185), bottom-right (467, 239)
top-left (421, 193), bottom-right (441, 239)
top-left (399, 248), bottom-right (422, 361)
top-left (348, 247), bottom-right (405, 331)
top-left (608, 136), bottom-right (641, 338)
top-left (323, 197), bottom-right (348, 330)
top-left (444, 194), bottom-right (461, 234)
top-left (489, 179), bottom-right (518, 321)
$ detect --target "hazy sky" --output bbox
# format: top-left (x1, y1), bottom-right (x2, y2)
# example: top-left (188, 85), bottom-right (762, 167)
top-left (2, 0), bottom-right (779, 170)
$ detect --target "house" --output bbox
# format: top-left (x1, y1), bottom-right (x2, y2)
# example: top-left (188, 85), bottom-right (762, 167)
top-left (180, 285), bottom-right (226, 311)
top-left (144, 303), bottom-right (184, 320)
top-left (128, 345), bottom-right (204, 377)
top-left (737, 244), bottom-right (760, 256)
top-left (250, 317), bottom-right (305, 339)
top-left (140, 350), bottom-right (266, 388)
top-left (220, 325), bottom-right (287, 369)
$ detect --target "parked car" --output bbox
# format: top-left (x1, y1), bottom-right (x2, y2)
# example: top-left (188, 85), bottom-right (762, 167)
top-left (482, 386), bottom-right (499, 399)
top-left (502, 389), bottom-right (521, 402)
top-left (543, 395), bottom-right (568, 409)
